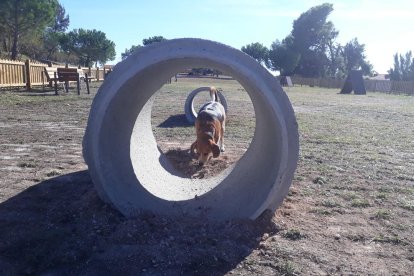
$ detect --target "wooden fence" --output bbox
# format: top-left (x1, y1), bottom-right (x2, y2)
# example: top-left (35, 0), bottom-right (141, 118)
top-left (0, 59), bottom-right (26, 88)
top-left (291, 76), bottom-right (414, 95)
top-left (0, 58), bottom-right (110, 89)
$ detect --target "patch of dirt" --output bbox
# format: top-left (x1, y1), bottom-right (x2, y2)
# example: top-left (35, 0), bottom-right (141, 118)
top-left (164, 147), bottom-right (232, 179)
top-left (161, 142), bottom-right (249, 179)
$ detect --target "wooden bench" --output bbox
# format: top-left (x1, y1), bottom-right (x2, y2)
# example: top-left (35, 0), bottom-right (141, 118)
top-left (44, 67), bottom-right (57, 80)
top-left (44, 67), bottom-right (58, 94)
top-left (44, 67), bottom-right (91, 95)
top-left (57, 68), bottom-right (80, 95)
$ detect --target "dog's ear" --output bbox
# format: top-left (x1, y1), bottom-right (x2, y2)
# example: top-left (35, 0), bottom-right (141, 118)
top-left (212, 143), bottom-right (220, 158)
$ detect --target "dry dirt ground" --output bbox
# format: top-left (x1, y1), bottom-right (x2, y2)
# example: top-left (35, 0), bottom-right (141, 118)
top-left (0, 78), bottom-right (413, 275)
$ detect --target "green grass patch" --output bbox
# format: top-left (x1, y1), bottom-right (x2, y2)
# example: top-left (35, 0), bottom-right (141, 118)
top-left (398, 198), bottom-right (414, 211)
top-left (351, 198), bottom-right (371, 208)
top-left (320, 198), bottom-right (342, 208)
top-left (372, 235), bottom-right (406, 245)
top-left (312, 176), bottom-right (327, 185)
top-left (17, 161), bottom-right (36, 168)
top-left (46, 170), bottom-right (61, 177)
top-left (0, 93), bottom-right (84, 106)
top-left (309, 208), bottom-right (333, 216)
top-left (376, 192), bottom-right (388, 200)
top-left (345, 233), bottom-right (368, 242)
top-left (340, 191), bottom-right (359, 200)
top-left (283, 228), bottom-right (307, 240)
top-left (372, 209), bottom-right (392, 220)
top-left (276, 261), bottom-right (298, 276)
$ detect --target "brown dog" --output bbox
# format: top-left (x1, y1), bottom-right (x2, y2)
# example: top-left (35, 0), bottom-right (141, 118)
top-left (190, 87), bottom-right (226, 165)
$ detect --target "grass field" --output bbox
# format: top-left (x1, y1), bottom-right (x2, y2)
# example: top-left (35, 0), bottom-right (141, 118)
top-left (0, 78), bottom-right (413, 274)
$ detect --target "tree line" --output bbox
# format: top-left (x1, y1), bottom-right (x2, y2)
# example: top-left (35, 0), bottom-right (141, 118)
top-left (240, 3), bottom-right (414, 81)
top-left (0, 0), bottom-right (115, 67)
top-left (388, 51), bottom-right (414, 81)
top-left (241, 3), bottom-right (372, 79)
top-left (1, 1), bottom-right (412, 80)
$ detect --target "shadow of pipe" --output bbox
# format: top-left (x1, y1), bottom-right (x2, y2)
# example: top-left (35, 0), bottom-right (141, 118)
top-left (157, 114), bottom-right (193, 128)
top-left (0, 171), bottom-right (278, 275)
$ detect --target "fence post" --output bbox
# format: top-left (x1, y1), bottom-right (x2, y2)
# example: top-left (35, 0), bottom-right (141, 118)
top-left (85, 73), bottom-right (90, 94)
top-left (42, 69), bottom-right (45, 91)
top-left (47, 63), bottom-right (53, 87)
top-left (25, 59), bottom-right (31, 90)
top-left (96, 67), bottom-right (99, 81)
top-left (64, 63), bottom-right (69, 92)
top-left (54, 72), bottom-right (58, 95)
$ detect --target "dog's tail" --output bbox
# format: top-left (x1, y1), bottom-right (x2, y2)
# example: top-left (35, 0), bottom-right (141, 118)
top-left (209, 86), bottom-right (218, 102)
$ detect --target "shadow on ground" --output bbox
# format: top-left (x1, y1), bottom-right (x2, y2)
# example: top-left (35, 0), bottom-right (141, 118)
top-left (0, 171), bottom-right (278, 275)
top-left (157, 114), bottom-right (193, 128)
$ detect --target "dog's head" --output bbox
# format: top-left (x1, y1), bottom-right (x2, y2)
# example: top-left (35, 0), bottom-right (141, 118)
top-left (193, 132), bottom-right (220, 166)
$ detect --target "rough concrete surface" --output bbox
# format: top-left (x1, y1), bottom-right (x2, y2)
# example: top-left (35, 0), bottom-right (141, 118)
top-left (83, 38), bottom-right (299, 220)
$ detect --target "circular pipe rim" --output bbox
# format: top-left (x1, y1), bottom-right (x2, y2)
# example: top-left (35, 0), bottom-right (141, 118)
top-left (82, 38), bottom-right (299, 220)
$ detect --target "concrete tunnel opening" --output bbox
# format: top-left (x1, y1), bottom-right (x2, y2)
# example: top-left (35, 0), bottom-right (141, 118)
top-left (83, 38), bottom-right (299, 220)
top-left (130, 63), bottom-right (262, 202)
top-left (149, 72), bottom-right (256, 200)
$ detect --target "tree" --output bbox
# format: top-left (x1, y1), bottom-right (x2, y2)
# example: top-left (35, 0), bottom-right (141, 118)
top-left (0, 0), bottom-right (58, 60)
top-left (342, 38), bottom-right (372, 75)
top-left (0, 17), bottom-right (7, 57)
top-left (58, 31), bottom-right (79, 64)
top-left (121, 36), bottom-right (167, 60)
top-left (142, 36), bottom-right (166, 46)
top-left (50, 3), bottom-right (69, 32)
top-left (290, 3), bottom-right (337, 77)
top-left (268, 37), bottom-right (300, 76)
top-left (325, 39), bottom-right (345, 78)
top-left (241, 42), bottom-right (269, 65)
top-left (388, 51), bottom-right (414, 81)
top-left (19, 32), bottom-right (45, 60)
top-left (267, 3), bottom-right (340, 77)
top-left (64, 29), bottom-right (116, 66)
top-left (291, 3), bottom-right (335, 52)
top-left (267, 3), bottom-right (373, 78)
top-left (121, 45), bottom-right (141, 60)
top-left (42, 3), bottom-right (70, 60)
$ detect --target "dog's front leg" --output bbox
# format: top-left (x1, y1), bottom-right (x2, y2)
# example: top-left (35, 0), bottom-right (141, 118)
top-left (190, 141), bottom-right (197, 155)
top-left (220, 121), bottom-right (225, 152)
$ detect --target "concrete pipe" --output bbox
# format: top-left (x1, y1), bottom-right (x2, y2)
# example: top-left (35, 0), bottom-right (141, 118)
top-left (83, 38), bottom-right (299, 220)
top-left (184, 87), bottom-right (228, 123)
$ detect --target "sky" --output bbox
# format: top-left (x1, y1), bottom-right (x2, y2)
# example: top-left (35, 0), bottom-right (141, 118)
top-left (59, 0), bottom-right (414, 74)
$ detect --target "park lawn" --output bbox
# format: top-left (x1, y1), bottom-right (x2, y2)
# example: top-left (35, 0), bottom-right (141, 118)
top-left (0, 78), bottom-right (413, 275)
